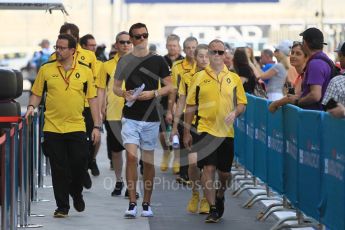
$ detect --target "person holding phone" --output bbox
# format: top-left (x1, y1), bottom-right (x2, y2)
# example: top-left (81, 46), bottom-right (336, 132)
top-left (322, 41), bottom-right (345, 117)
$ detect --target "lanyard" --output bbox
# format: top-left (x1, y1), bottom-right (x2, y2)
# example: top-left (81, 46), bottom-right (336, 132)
top-left (57, 66), bottom-right (75, 90)
top-left (57, 53), bottom-right (78, 90)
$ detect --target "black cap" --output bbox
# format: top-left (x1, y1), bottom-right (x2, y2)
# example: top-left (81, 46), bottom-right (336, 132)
top-left (299, 27), bottom-right (327, 46)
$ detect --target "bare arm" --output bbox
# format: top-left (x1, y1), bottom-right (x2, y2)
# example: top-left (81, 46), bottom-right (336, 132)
top-left (298, 85), bottom-right (322, 106)
top-left (137, 76), bottom-right (173, 101)
top-left (328, 103), bottom-right (345, 119)
top-left (88, 97), bottom-right (101, 145)
top-left (171, 94), bottom-right (186, 138)
top-left (225, 104), bottom-right (246, 125)
top-left (25, 94), bottom-right (42, 119)
top-left (97, 87), bottom-right (105, 120)
top-left (183, 104), bottom-right (197, 150)
top-left (257, 68), bottom-right (277, 80)
top-left (268, 96), bottom-right (291, 113)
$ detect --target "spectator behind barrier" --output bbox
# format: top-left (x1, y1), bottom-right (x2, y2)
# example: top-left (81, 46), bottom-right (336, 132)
top-left (322, 41), bottom-right (345, 118)
top-left (233, 47), bottom-right (256, 94)
top-left (257, 40), bottom-right (291, 101)
top-left (268, 42), bottom-right (308, 113)
top-left (286, 27), bottom-right (332, 110)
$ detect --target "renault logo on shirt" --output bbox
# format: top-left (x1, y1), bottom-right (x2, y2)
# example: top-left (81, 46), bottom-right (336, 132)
top-left (52, 74), bottom-right (58, 78)
top-left (226, 78), bottom-right (231, 84)
top-left (75, 73), bottom-right (80, 79)
top-left (81, 56), bottom-right (85, 60)
top-left (204, 79), bottom-right (211, 83)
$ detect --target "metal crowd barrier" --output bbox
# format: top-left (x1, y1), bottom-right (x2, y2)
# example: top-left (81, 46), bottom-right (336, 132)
top-left (0, 114), bottom-right (44, 230)
top-left (234, 94), bottom-right (345, 230)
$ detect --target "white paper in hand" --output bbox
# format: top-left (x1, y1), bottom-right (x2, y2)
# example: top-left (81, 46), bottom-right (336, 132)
top-left (125, 83), bottom-right (145, 107)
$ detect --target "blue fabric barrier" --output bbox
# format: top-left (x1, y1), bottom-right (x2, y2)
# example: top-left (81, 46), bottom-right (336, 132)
top-left (283, 104), bottom-right (300, 207)
top-left (234, 112), bottom-right (247, 165)
top-left (321, 113), bottom-right (345, 230)
top-left (266, 105), bottom-right (284, 194)
top-left (298, 110), bottom-right (323, 220)
top-left (237, 94), bottom-right (345, 229)
top-left (245, 94), bottom-right (256, 173)
top-left (253, 97), bottom-right (268, 182)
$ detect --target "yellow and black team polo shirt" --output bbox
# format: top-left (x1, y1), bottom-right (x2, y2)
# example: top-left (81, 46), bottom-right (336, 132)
top-left (100, 53), bottom-right (125, 121)
top-left (186, 65), bottom-right (247, 138)
top-left (171, 59), bottom-right (195, 90)
top-left (50, 44), bottom-right (99, 107)
top-left (31, 57), bottom-right (97, 134)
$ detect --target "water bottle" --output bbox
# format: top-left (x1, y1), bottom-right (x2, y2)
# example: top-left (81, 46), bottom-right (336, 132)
top-left (172, 135), bottom-right (180, 149)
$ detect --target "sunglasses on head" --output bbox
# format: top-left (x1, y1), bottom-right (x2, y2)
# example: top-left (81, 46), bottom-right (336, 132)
top-left (209, 50), bottom-right (225, 55)
top-left (118, 40), bottom-right (132, 45)
top-left (132, 33), bottom-right (149, 40)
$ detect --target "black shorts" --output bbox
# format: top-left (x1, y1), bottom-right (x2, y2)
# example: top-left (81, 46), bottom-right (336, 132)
top-left (193, 133), bottom-right (234, 172)
top-left (104, 120), bottom-right (125, 153)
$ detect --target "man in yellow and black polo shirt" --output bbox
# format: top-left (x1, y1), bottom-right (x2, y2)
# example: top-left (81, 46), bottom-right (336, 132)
top-left (80, 33), bottom-right (105, 177)
top-left (184, 39), bottom-right (247, 223)
top-left (166, 37), bottom-right (198, 182)
top-left (101, 31), bottom-right (134, 197)
top-left (51, 23), bottom-right (103, 189)
top-left (25, 34), bottom-right (100, 218)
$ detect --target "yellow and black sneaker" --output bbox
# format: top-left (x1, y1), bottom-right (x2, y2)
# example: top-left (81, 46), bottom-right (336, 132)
top-left (53, 209), bottom-right (68, 218)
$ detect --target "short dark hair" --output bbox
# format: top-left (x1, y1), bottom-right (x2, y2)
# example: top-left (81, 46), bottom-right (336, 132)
top-left (58, 34), bottom-right (77, 49)
top-left (59, 23), bottom-right (79, 42)
top-left (80, 34), bottom-right (95, 47)
top-left (129, 23), bottom-right (148, 37)
top-left (115, 31), bottom-right (129, 42)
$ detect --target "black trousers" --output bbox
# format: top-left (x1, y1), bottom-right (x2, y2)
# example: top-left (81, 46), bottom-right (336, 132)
top-left (43, 131), bottom-right (88, 211)
top-left (83, 107), bottom-right (95, 167)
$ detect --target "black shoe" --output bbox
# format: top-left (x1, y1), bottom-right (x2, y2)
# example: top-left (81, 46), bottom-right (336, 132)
top-left (90, 159), bottom-right (100, 176)
top-left (54, 209), bottom-right (68, 218)
top-left (205, 206), bottom-right (220, 223)
top-left (111, 181), bottom-right (124, 196)
top-left (83, 171), bottom-right (92, 189)
top-left (215, 192), bottom-right (225, 218)
top-left (124, 189), bottom-right (139, 199)
top-left (73, 196), bottom-right (85, 212)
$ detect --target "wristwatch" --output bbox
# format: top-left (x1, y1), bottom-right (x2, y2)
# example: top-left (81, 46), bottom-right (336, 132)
top-left (93, 126), bottom-right (102, 131)
top-left (154, 90), bottom-right (159, 98)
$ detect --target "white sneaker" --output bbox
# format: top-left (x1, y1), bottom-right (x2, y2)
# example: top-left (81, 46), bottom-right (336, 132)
top-left (141, 203), bottom-right (154, 217)
top-left (124, 203), bottom-right (137, 218)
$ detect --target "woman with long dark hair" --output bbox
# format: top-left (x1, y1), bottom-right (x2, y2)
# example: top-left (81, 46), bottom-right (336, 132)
top-left (232, 47), bottom-right (256, 94)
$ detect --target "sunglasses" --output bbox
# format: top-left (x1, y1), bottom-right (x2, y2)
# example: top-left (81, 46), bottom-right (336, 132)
top-left (119, 40), bottom-right (132, 45)
top-left (132, 33), bottom-right (149, 40)
top-left (209, 50), bottom-right (225, 55)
